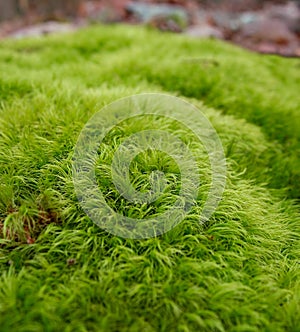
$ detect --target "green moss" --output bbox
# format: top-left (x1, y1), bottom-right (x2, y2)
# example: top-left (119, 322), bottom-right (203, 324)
top-left (0, 25), bottom-right (299, 331)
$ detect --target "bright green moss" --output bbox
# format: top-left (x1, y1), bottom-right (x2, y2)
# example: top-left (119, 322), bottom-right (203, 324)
top-left (0, 25), bottom-right (299, 332)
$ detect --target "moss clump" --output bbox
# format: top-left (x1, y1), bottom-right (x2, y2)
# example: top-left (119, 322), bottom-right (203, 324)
top-left (0, 25), bottom-right (299, 331)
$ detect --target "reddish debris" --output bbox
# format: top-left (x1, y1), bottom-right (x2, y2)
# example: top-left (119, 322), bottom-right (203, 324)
top-left (0, 0), bottom-right (299, 57)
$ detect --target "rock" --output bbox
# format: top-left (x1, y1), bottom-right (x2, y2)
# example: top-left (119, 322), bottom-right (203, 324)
top-left (204, 10), bottom-right (262, 40)
top-left (238, 12), bottom-right (260, 26)
top-left (265, 1), bottom-right (300, 34)
top-left (185, 24), bottom-right (224, 39)
top-left (210, 10), bottom-right (240, 31)
top-left (239, 17), bottom-right (297, 44)
top-left (8, 21), bottom-right (77, 38)
top-left (125, 3), bottom-right (188, 27)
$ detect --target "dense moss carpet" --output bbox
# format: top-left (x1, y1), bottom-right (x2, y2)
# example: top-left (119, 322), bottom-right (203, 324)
top-left (0, 25), bottom-right (299, 331)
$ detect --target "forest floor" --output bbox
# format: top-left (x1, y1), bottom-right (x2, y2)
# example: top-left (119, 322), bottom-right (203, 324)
top-left (1, 0), bottom-right (300, 57)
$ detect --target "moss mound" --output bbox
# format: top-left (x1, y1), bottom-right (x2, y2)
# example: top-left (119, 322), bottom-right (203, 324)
top-left (0, 25), bottom-right (299, 332)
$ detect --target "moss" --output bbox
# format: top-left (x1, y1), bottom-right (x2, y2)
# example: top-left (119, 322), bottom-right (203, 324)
top-left (0, 25), bottom-right (299, 331)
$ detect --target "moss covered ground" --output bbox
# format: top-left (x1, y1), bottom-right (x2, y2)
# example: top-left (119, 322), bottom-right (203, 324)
top-left (0, 25), bottom-right (299, 331)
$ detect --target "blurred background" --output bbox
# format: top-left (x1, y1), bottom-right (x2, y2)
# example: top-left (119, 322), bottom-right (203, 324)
top-left (0, 0), bottom-right (300, 56)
